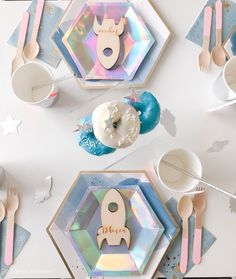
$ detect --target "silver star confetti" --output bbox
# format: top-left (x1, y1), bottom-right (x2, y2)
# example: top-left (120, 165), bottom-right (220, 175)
top-left (73, 123), bottom-right (93, 133)
top-left (124, 90), bottom-right (141, 104)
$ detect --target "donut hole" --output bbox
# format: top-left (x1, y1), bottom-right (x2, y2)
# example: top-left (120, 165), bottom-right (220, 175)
top-left (112, 118), bottom-right (121, 129)
top-left (108, 202), bottom-right (118, 212)
top-left (103, 48), bottom-right (113, 57)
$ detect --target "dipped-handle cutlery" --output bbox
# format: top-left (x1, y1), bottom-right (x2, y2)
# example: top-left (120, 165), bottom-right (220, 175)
top-left (177, 196), bottom-right (193, 274)
top-left (5, 188), bottom-right (19, 266)
top-left (24, 0), bottom-right (45, 60)
top-left (212, 0), bottom-right (226, 66)
top-left (199, 6), bottom-right (212, 72)
top-left (11, 11), bottom-right (29, 75)
top-left (192, 187), bottom-right (206, 264)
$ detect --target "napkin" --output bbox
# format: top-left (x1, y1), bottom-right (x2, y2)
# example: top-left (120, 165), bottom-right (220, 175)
top-left (8, 0), bottom-right (64, 68)
top-left (158, 198), bottom-right (216, 279)
top-left (0, 219), bottom-right (30, 279)
top-left (186, 0), bottom-right (236, 51)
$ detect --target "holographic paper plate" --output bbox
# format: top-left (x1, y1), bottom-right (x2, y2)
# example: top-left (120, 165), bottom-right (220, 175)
top-left (62, 2), bottom-right (155, 81)
top-left (51, 0), bottom-right (171, 89)
top-left (47, 171), bottom-right (179, 279)
top-left (66, 185), bottom-right (164, 276)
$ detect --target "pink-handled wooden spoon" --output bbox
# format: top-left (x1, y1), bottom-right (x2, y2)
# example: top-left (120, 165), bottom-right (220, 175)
top-left (199, 6), bottom-right (212, 72)
top-left (177, 196), bottom-right (193, 274)
top-left (211, 0), bottom-right (226, 66)
top-left (24, 0), bottom-right (45, 60)
top-left (11, 11), bottom-right (29, 75)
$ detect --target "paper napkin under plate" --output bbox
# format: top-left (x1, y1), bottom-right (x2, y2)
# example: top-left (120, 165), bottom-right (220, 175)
top-left (158, 198), bottom-right (216, 279)
top-left (8, 0), bottom-right (63, 68)
top-left (186, 0), bottom-right (236, 51)
top-left (0, 219), bottom-right (30, 279)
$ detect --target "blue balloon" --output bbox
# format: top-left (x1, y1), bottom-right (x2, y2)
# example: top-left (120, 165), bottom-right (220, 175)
top-left (77, 115), bottom-right (116, 156)
top-left (125, 91), bottom-right (161, 134)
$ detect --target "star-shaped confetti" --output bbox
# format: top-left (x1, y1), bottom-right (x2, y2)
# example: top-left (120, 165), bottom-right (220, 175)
top-left (73, 123), bottom-right (93, 133)
top-left (0, 115), bottom-right (22, 136)
top-left (104, 116), bottom-right (113, 132)
top-left (124, 90), bottom-right (141, 104)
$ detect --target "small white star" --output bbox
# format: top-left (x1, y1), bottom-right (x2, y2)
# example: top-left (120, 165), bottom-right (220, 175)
top-left (0, 115), bottom-right (22, 136)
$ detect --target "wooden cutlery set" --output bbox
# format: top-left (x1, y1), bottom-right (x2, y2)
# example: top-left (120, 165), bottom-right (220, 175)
top-left (177, 187), bottom-right (206, 274)
top-left (11, 0), bottom-right (45, 75)
top-left (199, 0), bottom-right (226, 72)
top-left (0, 189), bottom-right (19, 266)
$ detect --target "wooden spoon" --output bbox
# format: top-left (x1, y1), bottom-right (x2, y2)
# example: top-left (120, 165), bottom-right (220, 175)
top-left (177, 196), bottom-right (193, 274)
top-left (211, 0), bottom-right (226, 66)
top-left (11, 12), bottom-right (29, 75)
top-left (24, 0), bottom-right (45, 60)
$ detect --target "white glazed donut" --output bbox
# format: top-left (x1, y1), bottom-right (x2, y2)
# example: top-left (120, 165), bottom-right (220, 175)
top-left (92, 101), bottom-right (140, 148)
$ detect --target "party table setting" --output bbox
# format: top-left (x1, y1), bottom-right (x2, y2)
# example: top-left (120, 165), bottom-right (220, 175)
top-left (1, 0), bottom-right (236, 278)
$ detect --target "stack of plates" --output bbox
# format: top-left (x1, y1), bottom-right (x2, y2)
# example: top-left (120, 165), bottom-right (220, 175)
top-left (51, 0), bottom-right (171, 89)
top-left (47, 171), bottom-right (179, 278)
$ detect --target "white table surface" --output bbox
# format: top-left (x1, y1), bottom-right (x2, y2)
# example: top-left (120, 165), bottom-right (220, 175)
top-left (1, 0), bottom-right (236, 278)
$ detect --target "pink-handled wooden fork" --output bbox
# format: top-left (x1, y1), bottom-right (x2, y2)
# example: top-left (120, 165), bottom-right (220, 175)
top-left (177, 196), bottom-right (193, 274)
top-left (192, 187), bottom-right (206, 264)
top-left (5, 188), bottom-right (19, 266)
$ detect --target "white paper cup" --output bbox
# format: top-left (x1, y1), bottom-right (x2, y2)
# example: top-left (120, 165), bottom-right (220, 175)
top-left (156, 148), bottom-right (202, 193)
top-left (12, 62), bottom-right (58, 108)
top-left (223, 56), bottom-right (236, 100)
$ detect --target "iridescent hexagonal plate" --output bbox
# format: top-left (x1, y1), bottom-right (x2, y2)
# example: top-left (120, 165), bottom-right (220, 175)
top-left (66, 185), bottom-right (164, 276)
top-left (47, 171), bottom-right (179, 279)
top-left (62, 2), bottom-right (155, 81)
top-left (51, 0), bottom-right (171, 89)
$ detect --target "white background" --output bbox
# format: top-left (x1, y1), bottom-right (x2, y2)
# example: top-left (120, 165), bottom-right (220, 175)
top-left (0, 0), bottom-right (236, 278)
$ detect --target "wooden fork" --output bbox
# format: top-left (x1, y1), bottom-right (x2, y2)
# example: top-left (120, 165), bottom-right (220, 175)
top-left (192, 186), bottom-right (206, 264)
top-left (5, 188), bottom-right (19, 266)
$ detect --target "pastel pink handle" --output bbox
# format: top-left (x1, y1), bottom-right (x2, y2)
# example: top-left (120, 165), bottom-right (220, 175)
top-left (35, 0), bottom-right (45, 26)
top-left (5, 229), bottom-right (14, 266)
top-left (192, 228), bottom-right (202, 264)
top-left (180, 237), bottom-right (188, 274)
top-left (203, 6), bottom-right (212, 36)
top-left (216, 0), bottom-right (222, 29)
top-left (19, 12), bottom-right (29, 44)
